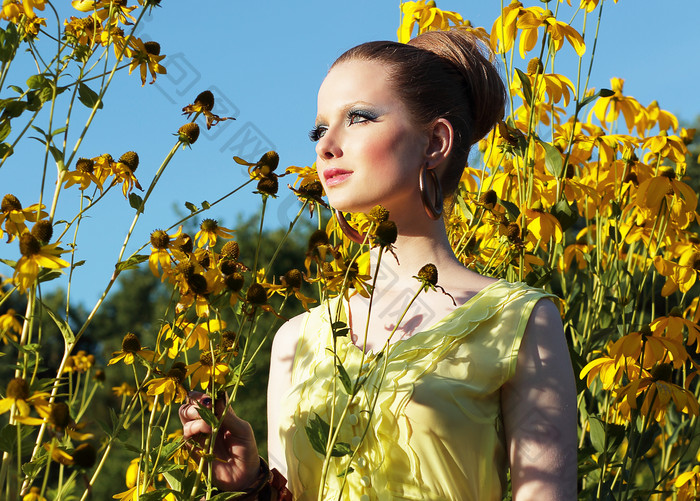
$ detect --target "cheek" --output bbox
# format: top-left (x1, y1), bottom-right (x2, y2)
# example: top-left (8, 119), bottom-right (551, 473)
top-left (360, 129), bottom-right (422, 173)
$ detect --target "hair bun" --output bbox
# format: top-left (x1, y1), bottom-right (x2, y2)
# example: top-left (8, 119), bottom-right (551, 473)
top-left (408, 30), bottom-right (506, 145)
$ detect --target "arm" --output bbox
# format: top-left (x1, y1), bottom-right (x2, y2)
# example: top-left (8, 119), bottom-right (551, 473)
top-left (267, 312), bottom-right (305, 476)
top-left (501, 298), bottom-right (577, 501)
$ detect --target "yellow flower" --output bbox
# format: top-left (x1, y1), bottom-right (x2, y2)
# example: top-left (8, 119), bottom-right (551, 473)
top-left (146, 362), bottom-right (188, 405)
top-left (127, 38), bottom-right (166, 85)
top-left (0, 378), bottom-right (50, 425)
top-left (148, 227), bottom-right (183, 278)
top-left (672, 466), bottom-right (700, 501)
top-left (22, 486), bottom-right (47, 501)
top-left (194, 218), bottom-right (235, 249)
top-left (588, 78), bottom-right (645, 133)
top-left (108, 333), bottom-right (156, 365)
top-left (63, 158), bottom-right (102, 191)
top-left (616, 364), bottom-right (699, 422)
top-left (20, 0), bottom-right (45, 19)
top-left (185, 352), bottom-right (229, 390)
top-left (653, 248), bottom-right (700, 296)
top-left (112, 382), bottom-right (136, 397)
top-left (1, 2), bottom-right (22, 22)
top-left (111, 151), bottom-right (143, 198)
top-left (182, 90), bottom-right (235, 129)
top-left (13, 232), bottom-right (69, 293)
top-left (398, 0), bottom-right (465, 43)
top-left (0, 308), bottom-right (21, 344)
top-left (580, 354), bottom-right (643, 391)
top-left (490, 0), bottom-right (523, 54)
top-left (651, 309), bottom-right (700, 353)
top-left (1, 194), bottom-right (46, 243)
top-left (286, 163), bottom-right (320, 188)
top-left (609, 327), bottom-right (688, 370)
top-left (264, 269), bottom-right (317, 311)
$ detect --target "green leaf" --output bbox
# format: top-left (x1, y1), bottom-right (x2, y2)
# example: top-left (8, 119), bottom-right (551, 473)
top-left (515, 68), bottom-right (533, 105)
top-left (331, 320), bottom-right (349, 338)
top-left (115, 254), bottom-right (149, 272)
top-left (37, 269), bottom-right (63, 284)
top-left (0, 119), bottom-right (10, 142)
top-left (336, 363), bottom-right (353, 394)
top-left (0, 142), bottom-right (13, 159)
top-left (305, 412), bottom-right (331, 456)
top-left (599, 88), bottom-right (615, 98)
top-left (201, 200), bottom-right (210, 210)
top-left (551, 200), bottom-right (578, 232)
top-left (78, 83), bottom-right (103, 109)
top-left (4, 99), bottom-right (27, 117)
top-left (337, 466), bottom-right (354, 478)
top-left (129, 192), bottom-right (144, 213)
top-left (26, 74), bottom-right (48, 90)
top-left (8, 85), bottom-right (23, 94)
top-left (39, 299), bottom-right (75, 344)
top-left (537, 138), bottom-right (564, 177)
top-left (195, 404), bottom-right (217, 428)
top-left (184, 201), bottom-right (198, 213)
top-left (589, 416), bottom-right (606, 453)
top-left (49, 145), bottom-right (64, 168)
top-left (499, 198), bottom-right (520, 220)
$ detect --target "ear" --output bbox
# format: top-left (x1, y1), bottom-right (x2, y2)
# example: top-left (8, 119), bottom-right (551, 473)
top-left (424, 118), bottom-right (454, 169)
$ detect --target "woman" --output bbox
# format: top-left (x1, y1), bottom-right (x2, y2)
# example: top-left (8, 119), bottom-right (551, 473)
top-left (180, 30), bottom-right (577, 500)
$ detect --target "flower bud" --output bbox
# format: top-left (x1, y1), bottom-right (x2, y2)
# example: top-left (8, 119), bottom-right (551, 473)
top-left (178, 122), bottom-right (200, 145)
top-left (417, 263), bottom-right (438, 286)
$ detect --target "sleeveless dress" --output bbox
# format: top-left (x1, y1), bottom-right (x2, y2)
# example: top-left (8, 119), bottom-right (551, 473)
top-left (278, 279), bottom-right (555, 500)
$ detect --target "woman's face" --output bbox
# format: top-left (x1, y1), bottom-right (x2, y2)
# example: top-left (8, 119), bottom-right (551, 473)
top-left (313, 59), bottom-right (430, 215)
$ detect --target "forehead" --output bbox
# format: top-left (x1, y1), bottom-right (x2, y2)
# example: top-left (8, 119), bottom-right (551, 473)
top-left (316, 59), bottom-right (399, 116)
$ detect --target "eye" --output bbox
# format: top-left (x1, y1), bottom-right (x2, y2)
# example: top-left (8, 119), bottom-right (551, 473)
top-left (308, 125), bottom-right (327, 142)
top-left (347, 109), bottom-right (377, 125)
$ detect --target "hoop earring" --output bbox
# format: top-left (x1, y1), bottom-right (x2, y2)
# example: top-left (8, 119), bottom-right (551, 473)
top-left (419, 163), bottom-right (443, 220)
top-left (334, 209), bottom-right (365, 244)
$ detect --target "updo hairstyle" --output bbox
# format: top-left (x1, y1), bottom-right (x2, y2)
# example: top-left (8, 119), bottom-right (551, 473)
top-left (332, 30), bottom-right (506, 195)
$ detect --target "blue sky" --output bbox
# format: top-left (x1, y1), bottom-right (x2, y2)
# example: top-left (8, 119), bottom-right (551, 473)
top-left (2, 0), bottom-right (699, 305)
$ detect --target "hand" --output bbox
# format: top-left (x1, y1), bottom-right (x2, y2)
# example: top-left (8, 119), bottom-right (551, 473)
top-left (179, 391), bottom-right (261, 492)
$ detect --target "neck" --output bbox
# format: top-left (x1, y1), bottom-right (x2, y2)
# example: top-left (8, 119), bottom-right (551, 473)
top-left (368, 213), bottom-right (460, 290)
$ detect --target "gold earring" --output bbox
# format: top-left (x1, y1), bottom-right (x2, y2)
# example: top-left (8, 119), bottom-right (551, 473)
top-left (419, 163), bottom-right (443, 220)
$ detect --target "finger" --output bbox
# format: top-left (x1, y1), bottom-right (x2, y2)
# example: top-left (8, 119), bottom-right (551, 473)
top-left (179, 394), bottom-right (214, 424)
top-left (183, 419), bottom-right (212, 438)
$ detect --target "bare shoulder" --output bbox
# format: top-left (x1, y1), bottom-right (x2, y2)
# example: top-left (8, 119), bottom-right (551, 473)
top-left (502, 296), bottom-right (577, 500)
top-left (270, 310), bottom-right (308, 364)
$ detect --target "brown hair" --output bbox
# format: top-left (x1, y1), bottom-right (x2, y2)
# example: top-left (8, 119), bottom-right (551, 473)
top-left (332, 30), bottom-right (506, 194)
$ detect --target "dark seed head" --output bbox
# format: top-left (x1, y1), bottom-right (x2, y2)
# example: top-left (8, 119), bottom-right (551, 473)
top-left (650, 362), bottom-right (673, 382)
top-left (178, 122), bottom-right (200, 145)
top-left (369, 205), bottom-right (390, 223)
top-left (505, 222), bottom-right (521, 243)
top-left (527, 57), bottom-right (544, 75)
top-left (6, 378), bottom-right (30, 400)
top-left (166, 362), bottom-right (187, 383)
top-left (298, 180), bottom-right (323, 199)
top-left (118, 151), bottom-right (139, 172)
top-left (194, 90), bottom-right (215, 112)
top-left (150, 229), bottom-right (169, 249)
top-left (220, 260), bottom-right (238, 275)
top-left (143, 41), bottom-right (160, 55)
top-left (374, 220), bottom-right (397, 246)
top-left (31, 220), bottom-right (53, 244)
top-left (19, 233), bottom-right (42, 256)
top-left (199, 352), bottom-right (213, 366)
top-left (283, 269), bottom-right (303, 290)
top-left (178, 233), bottom-right (194, 254)
top-left (479, 190), bottom-right (498, 208)
top-left (257, 151), bottom-right (279, 173)
top-left (121, 333), bottom-right (142, 353)
top-left (308, 229), bottom-right (329, 250)
top-left (76, 158), bottom-right (94, 174)
top-left (417, 263), bottom-right (438, 286)
top-left (246, 282), bottom-right (267, 305)
top-left (224, 272), bottom-right (245, 292)
top-left (220, 241), bottom-right (239, 261)
top-left (2, 194), bottom-right (22, 213)
top-left (200, 219), bottom-right (218, 232)
top-left (72, 443), bottom-right (96, 469)
top-left (49, 402), bottom-right (72, 429)
top-left (257, 175), bottom-right (279, 196)
top-left (186, 273), bottom-right (208, 295)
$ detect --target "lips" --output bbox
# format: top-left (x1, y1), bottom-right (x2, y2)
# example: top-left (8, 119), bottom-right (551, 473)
top-left (322, 167), bottom-right (353, 187)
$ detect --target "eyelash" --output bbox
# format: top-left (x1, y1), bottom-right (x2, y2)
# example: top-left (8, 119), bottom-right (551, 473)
top-left (309, 109), bottom-right (377, 142)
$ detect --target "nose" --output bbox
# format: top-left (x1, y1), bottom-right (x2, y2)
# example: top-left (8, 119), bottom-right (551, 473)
top-left (315, 129), bottom-right (342, 160)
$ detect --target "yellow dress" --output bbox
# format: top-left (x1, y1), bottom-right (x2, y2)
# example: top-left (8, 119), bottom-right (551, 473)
top-left (278, 279), bottom-right (554, 500)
